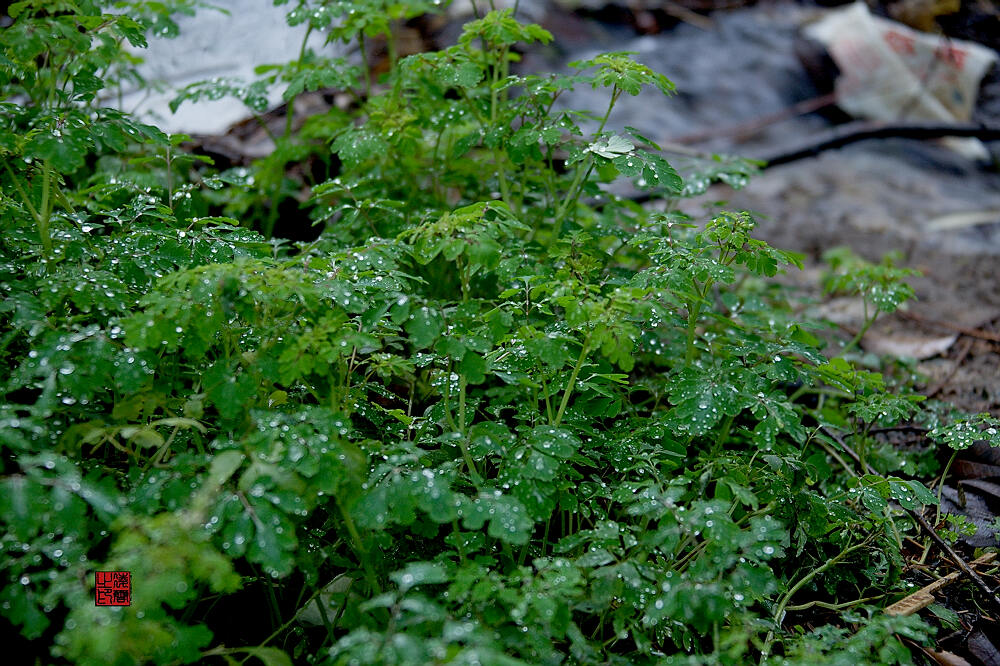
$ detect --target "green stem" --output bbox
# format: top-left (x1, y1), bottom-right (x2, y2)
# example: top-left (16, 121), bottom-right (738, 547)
top-left (460, 259), bottom-right (471, 302)
top-left (442, 366), bottom-right (459, 433)
top-left (458, 375), bottom-right (467, 433)
top-left (596, 87), bottom-right (620, 135)
top-left (540, 375), bottom-right (554, 425)
top-left (4, 162), bottom-right (52, 260)
top-left (684, 303), bottom-right (702, 366)
top-left (490, 46), bottom-right (513, 210)
top-left (386, 24), bottom-right (398, 73)
top-left (444, 369), bottom-right (480, 483)
top-left (551, 159), bottom-right (589, 236)
top-left (551, 87), bottom-right (620, 239)
top-left (360, 33), bottom-right (372, 99)
top-left (260, 25), bottom-right (311, 241)
top-left (165, 147), bottom-right (173, 209)
top-left (841, 301), bottom-right (875, 355)
top-left (784, 594), bottom-right (884, 612)
top-left (760, 539), bottom-right (871, 662)
top-left (717, 413), bottom-right (735, 447)
top-left (934, 450), bottom-right (958, 526)
top-left (458, 436), bottom-right (481, 485)
top-left (336, 499), bottom-right (381, 595)
top-left (555, 333), bottom-right (592, 426)
top-left (40, 160), bottom-right (52, 244)
top-left (284, 24), bottom-right (314, 140)
top-left (254, 584), bottom-right (325, 649)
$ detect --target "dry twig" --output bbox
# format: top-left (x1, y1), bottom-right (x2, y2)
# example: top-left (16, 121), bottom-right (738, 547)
top-left (821, 427), bottom-right (1000, 615)
top-left (898, 310), bottom-right (1000, 344)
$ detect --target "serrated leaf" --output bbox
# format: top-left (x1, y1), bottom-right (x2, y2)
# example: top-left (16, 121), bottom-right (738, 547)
top-left (929, 414), bottom-right (1000, 451)
top-left (207, 451), bottom-right (245, 490)
top-left (576, 548), bottom-right (615, 567)
top-left (665, 366), bottom-right (753, 436)
top-left (404, 306), bottom-right (444, 349)
top-left (586, 135), bottom-right (634, 159)
top-left (459, 352), bottom-right (487, 385)
top-left (613, 150), bottom-right (682, 193)
top-left (461, 492), bottom-right (533, 545)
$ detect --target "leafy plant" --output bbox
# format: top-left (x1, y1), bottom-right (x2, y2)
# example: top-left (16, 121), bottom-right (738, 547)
top-left (1, 1), bottom-right (978, 665)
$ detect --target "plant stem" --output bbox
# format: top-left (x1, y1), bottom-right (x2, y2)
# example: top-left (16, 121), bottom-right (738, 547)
top-left (841, 301), bottom-right (875, 355)
top-left (442, 366), bottom-right (460, 433)
top-left (444, 367), bottom-right (480, 482)
top-left (336, 498), bottom-right (381, 595)
top-left (284, 24), bottom-right (314, 140)
top-left (4, 161), bottom-right (52, 261)
top-left (934, 450), bottom-right (958, 526)
top-left (458, 375), bottom-right (468, 433)
top-left (684, 301), bottom-right (703, 366)
top-left (165, 147), bottom-right (173, 209)
top-left (596, 87), bottom-right (620, 136)
top-left (359, 33), bottom-right (372, 99)
top-left (551, 159), bottom-right (589, 237)
top-left (551, 87), bottom-right (620, 238)
top-left (784, 594), bottom-right (884, 612)
top-left (540, 375), bottom-right (554, 425)
top-left (490, 46), bottom-right (514, 210)
top-left (555, 333), bottom-right (592, 426)
top-left (760, 538), bottom-right (871, 662)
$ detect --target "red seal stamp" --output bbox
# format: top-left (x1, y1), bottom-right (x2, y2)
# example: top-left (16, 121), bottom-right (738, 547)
top-left (95, 571), bottom-right (131, 606)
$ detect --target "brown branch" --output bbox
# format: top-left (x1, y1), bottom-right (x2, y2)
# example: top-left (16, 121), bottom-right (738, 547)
top-left (897, 310), bottom-right (1000, 344)
top-left (758, 122), bottom-right (1000, 167)
top-left (660, 1), bottom-right (715, 30)
top-left (626, 123), bottom-right (999, 205)
top-left (886, 552), bottom-right (997, 616)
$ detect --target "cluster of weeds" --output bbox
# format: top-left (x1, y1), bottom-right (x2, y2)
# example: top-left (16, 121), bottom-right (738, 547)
top-left (3, 1), bottom-right (1000, 664)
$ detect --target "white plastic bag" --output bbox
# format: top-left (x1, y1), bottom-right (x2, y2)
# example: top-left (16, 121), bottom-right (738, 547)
top-left (805, 2), bottom-right (997, 158)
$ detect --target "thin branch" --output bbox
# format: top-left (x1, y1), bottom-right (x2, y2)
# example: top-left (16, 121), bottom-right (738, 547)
top-left (897, 310), bottom-right (1000, 344)
top-left (822, 427), bottom-right (1000, 615)
top-left (758, 122), bottom-right (1000, 167)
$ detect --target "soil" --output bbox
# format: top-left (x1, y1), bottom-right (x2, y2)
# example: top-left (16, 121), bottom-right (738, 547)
top-left (694, 140), bottom-right (1000, 416)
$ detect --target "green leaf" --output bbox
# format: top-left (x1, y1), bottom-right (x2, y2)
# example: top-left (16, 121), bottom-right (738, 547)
top-left (461, 491), bottom-right (534, 545)
top-left (459, 351), bottom-right (488, 385)
top-left (888, 478), bottom-right (937, 509)
top-left (405, 306), bottom-right (444, 349)
top-left (205, 364), bottom-right (257, 422)
top-left (247, 502), bottom-right (296, 576)
top-left (390, 561), bottom-right (450, 592)
top-left (281, 59), bottom-right (360, 101)
top-left (207, 451), bottom-right (245, 490)
top-left (25, 128), bottom-right (90, 171)
top-left (929, 414), bottom-right (1000, 450)
top-left (586, 135), bottom-right (634, 159)
top-left (239, 647), bottom-right (293, 666)
top-left (613, 150), bottom-right (682, 193)
top-left (571, 52), bottom-right (675, 96)
top-left (665, 366), bottom-right (754, 436)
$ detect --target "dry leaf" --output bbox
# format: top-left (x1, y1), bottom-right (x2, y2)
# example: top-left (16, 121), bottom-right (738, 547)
top-left (863, 330), bottom-right (957, 359)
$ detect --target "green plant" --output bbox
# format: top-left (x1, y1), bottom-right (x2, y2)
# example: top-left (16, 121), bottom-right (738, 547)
top-left (821, 247), bottom-right (917, 355)
top-left (2, 1), bottom-right (982, 665)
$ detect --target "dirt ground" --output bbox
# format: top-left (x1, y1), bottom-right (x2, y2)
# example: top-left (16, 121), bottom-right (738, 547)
top-left (694, 140), bottom-right (1000, 416)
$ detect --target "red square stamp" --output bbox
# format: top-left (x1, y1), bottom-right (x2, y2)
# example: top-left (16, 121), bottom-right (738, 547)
top-left (95, 571), bottom-right (131, 606)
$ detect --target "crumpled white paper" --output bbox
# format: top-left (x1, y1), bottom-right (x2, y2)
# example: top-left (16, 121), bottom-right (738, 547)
top-left (805, 1), bottom-right (997, 158)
